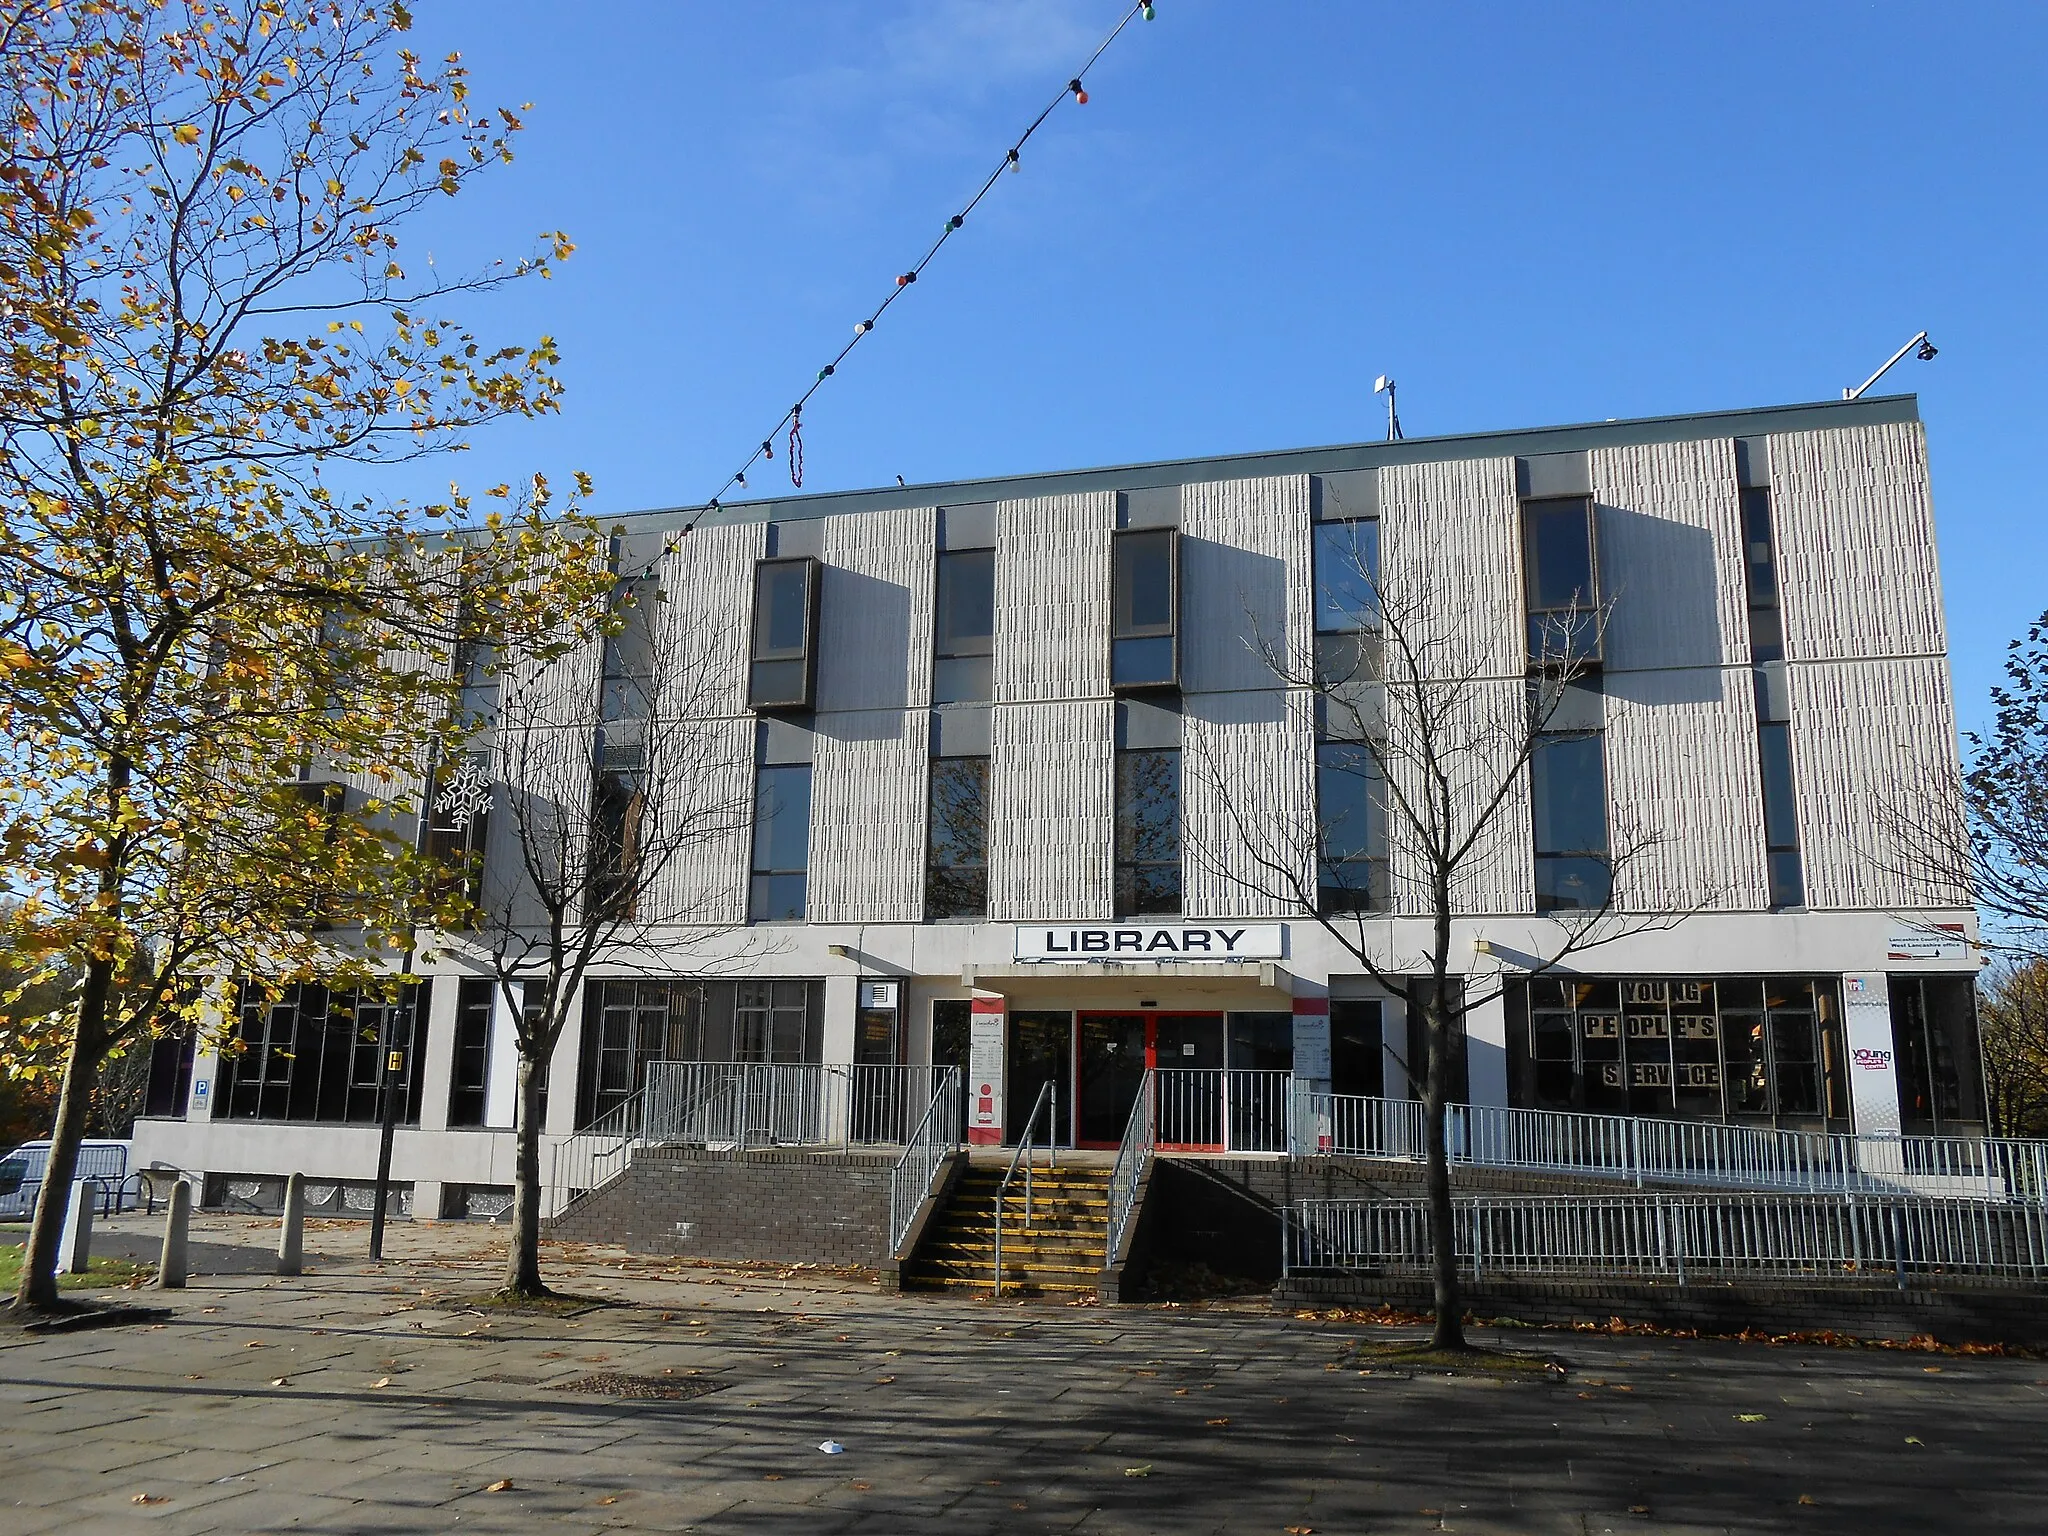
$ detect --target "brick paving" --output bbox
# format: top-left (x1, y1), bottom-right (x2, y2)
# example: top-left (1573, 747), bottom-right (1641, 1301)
top-left (5, 1212), bottom-right (2048, 1533)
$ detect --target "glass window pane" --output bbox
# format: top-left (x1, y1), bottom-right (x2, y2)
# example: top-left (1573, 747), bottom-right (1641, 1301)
top-left (754, 562), bottom-right (810, 657)
top-left (1741, 488), bottom-right (1778, 605)
top-left (1314, 520), bottom-right (1379, 633)
top-left (752, 765), bottom-right (812, 874)
top-left (750, 873), bottom-right (807, 923)
top-left (1532, 734), bottom-right (1608, 855)
top-left (1524, 499), bottom-right (1594, 611)
top-left (1536, 855), bottom-right (1611, 912)
top-left (1112, 636), bottom-right (1175, 687)
top-left (1116, 749), bottom-right (1181, 862)
top-left (1317, 742), bottom-right (1383, 861)
top-left (1114, 531), bottom-right (1175, 636)
top-left (1768, 851), bottom-right (1805, 909)
top-left (1758, 724), bottom-right (1799, 849)
top-left (935, 549), bottom-right (996, 657)
top-left (749, 658), bottom-right (808, 707)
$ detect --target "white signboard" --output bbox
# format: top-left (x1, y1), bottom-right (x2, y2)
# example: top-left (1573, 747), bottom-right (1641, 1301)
top-left (967, 999), bottom-right (1005, 1147)
top-left (1842, 972), bottom-right (1902, 1138)
top-left (1292, 1008), bottom-right (1332, 1082)
top-left (1886, 926), bottom-right (1970, 963)
top-left (1013, 923), bottom-right (1284, 963)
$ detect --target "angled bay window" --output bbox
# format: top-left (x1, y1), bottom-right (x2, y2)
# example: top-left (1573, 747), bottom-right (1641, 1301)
top-left (1111, 528), bottom-right (1179, 691)
top-left (1316, 741), bottom-right (1390, 913)
top-left (1115, 747), bottom-right (1181, 915)
top-left (926, 753), bottom-right (990, 920)
top-left (933, 546), bottom-right (996, 705)
top-left (748, 556), bottom-right (821, 710)
top-left (1521, 496), bottom-right (1601, 666)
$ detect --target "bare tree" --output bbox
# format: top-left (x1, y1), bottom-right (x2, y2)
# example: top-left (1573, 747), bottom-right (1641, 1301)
top-left (444, 563), bottom-right (752, 1299)
top-left (1187, 538), bottom-right (1684, 1352)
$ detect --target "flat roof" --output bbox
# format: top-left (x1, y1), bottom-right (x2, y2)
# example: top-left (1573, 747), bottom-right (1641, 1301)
top-left (613, 393), bottom-right (1919, 532)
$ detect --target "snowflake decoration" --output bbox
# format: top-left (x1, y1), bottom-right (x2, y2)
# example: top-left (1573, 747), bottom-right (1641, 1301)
top-left (436, 754), bottom-right (494, 832)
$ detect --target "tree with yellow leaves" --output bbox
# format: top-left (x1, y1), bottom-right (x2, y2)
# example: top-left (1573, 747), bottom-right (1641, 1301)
top-left (0, 0), bottom-right (609, 1312)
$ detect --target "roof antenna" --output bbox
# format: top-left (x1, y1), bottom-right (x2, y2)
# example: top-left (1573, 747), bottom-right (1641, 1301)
top-left (1374, 374), bottom-right (1403, 441)
top-left (1843, 330), bottom-right (1937, 399)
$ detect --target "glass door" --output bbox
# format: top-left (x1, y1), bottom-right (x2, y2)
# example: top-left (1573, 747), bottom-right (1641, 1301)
top-left (1005, 1011), bottom-right (1073, 1148)
top-left (1078, 1014), bottom-right (1149, 1146)
top-left (1152, 1013), bottom-right (1226, 1150)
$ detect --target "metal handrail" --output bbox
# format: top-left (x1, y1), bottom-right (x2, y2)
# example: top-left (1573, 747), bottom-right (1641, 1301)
top-left (1285, 1190), bottom-right (2048, 1285)
top-left (1107, 1067), bottom-right (1156, 1261)
top-left (993, 1078), bottom-right (1058, 1299)
top-left (889, 1066), bottom-right (962, 1256)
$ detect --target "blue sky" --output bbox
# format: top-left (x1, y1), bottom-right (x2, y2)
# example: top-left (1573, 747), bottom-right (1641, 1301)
top-left (389, 2), bottom-right (2047, 731)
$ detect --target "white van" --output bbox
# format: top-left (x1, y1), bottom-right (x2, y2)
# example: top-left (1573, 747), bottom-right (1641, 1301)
top-left (0, 1140), bottom-right (132, 1219)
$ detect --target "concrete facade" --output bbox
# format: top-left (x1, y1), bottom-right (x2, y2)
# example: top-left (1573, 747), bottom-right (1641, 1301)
top-left (131, 394), bottom-right (1983, 1218)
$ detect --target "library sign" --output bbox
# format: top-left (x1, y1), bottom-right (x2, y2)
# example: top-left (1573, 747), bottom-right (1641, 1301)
top-left (1013, 923), bottom-right (1285, 963)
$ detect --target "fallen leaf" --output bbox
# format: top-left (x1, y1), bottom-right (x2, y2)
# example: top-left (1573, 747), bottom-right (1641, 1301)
top-left (1906, 1436), bottom-right (1924, 1445)
top-left (1923, 1366), bottom-right (1943, 1374)
top-left (244, 1340), bottom-right (266, 1349)
top-left (1798, 1494), bottom-right (1818, 1506)
top-left (1123, 1465), bottom-right (1152, 1478)
top-left (596, 1495), bottom-right (618, 1505)
top-left (1174, 1387), bottom-right (1189, 1396)
top-left (1206, 1417), bottom-right (1231, 1427)
top-left (1011, 1501), bottom-right (1029, 1511)
top-left (370, 1377), bottom-right (392, 1389)
top-left (875, 1375), bottom-right (896, 1384)
top-left (1737, 1413), bottom-right (1768, 1423)
top-left (850, 1481), bottom-right (871, 1492)
top-left (485, 1478), bottom-right (513, 1492)
top-left (1286, 1527), bottom-right (1317, 1535)
top-left (1630, 1506), bottom-right (1651, 1515)
top-left (270, 1377), bottom-right (289, 1387)
top-left (132, 1493), bottom-right (168, 1506)
top-left (1577, 1391), bottom-right (1597, 1400)
top-left (762, 1473), bottom-right (783, 1482)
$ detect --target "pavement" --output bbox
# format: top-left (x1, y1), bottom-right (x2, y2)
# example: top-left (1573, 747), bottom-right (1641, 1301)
top-left (3, 1212), bottom-right (2048, 1534)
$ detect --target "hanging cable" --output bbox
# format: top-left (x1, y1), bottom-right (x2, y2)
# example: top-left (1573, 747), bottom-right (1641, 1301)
top-left (645, 0), bottom-right (1161, 556)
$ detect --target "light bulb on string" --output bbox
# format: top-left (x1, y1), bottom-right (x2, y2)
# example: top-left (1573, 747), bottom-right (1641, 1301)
top-left (1008, 148), bottom-right (1020, 173)
top-left (1070, 78), bottom-right (1088, 105)
top-left (896, 272), bottom-right (916, 287)
top-left (1142, 3), bottom-right (1156, 18)
top-left (856, 319), bottom-right (873, 336)
top-left (762, 439), bottom-right (774, 460)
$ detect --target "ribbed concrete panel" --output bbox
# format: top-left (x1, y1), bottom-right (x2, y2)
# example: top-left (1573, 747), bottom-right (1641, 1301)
top-left (1603, 668), bottom-right (1767, 912)
top-left (1590, 440), bottom-right (1748, 671)
top-left (818, 506), bottom-right (934, 712)
top-left (1378, 456), bottom-right (1522, 681)
top-left (1787, 656), bottom-right (1968, 910)
top-left (645, 713), bottom-right (757, 927)
top-left (1384, 677), bottom-right (1535, 916)
top-left (994, 493), bottom-right (1113, 703)
top-left (988, 698), bottom-right (1114, 921)
top-left (807, 709), bottom-right (927, 924)
top-left (654, 521), bottom-right (764, 720)
top-left (1180, 476), bottom-right (1312, 694)
top-left (1182, 688), bottom-right (1317, 917)
top-left (1768, 422), bottom-right (1944, 663)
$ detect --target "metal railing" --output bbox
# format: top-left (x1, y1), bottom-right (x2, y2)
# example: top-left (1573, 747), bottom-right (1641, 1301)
top-left (1303, 1090), bottom-right (2048, 1204)
top-left (1152, 1067), bottom-right (1292, 1152)
top-left (1107, 1067), bottom-right (1156, 1262)
top-left (992, 1079), bottom-right (1058, 1300)
top-left (2, 1173), bottom-right (152, 1223)
top-left (888, 1066), bottom-right (962, 1256)
top-left (550, 1062), bottom-right (960, 1217)
top-left (1283, 1192), bottom-right (2048, 1285)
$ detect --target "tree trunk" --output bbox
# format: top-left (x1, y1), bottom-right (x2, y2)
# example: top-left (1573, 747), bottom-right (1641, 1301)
top-left (500, 1050), bottom-right (549, 1297)
top-left (1422, 896), bottom-right (1467, 1350)
top-left (16, 957), bottom-right (114, 1310)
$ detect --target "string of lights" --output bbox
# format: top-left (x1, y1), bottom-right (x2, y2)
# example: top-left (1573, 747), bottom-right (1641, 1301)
top-left (657, 0), bottom-right (1162, 551)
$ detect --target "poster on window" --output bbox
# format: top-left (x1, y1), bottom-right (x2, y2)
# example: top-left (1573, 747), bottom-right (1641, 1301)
top-left (1842, 972), bottom-right (1902, 1138)
top-left (968, 996), bottom-right (1005, 1146)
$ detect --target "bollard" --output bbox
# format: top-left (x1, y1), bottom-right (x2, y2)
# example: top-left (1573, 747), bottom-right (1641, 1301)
top-left (59, 1179), bottom-right (95, 1276)
top-left (277, 1172), bottom-right (305, 1277)
top-left (157, 1180), bottom-right (192, 1289)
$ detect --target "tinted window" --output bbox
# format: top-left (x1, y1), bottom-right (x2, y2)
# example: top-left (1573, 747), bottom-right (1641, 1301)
top-left (750, 764), bottom-right (812, 921)
top-left (1532, 734), bottom-right (1608, 854)
top-left (1523, 498), bottom-right (1594, 611)
top-left (1317, 741), bottom-right (1388, 912)
top-left (1115, 748), bottom-right (1181, 915)
top-left (926, 756), bottom-right (990, 919)
top-left (935, 549), bottom-right (995, 657)
top-left (1314, 519), bottom-right (1379, 634)
top-left (1114, 530), bottom-right (1175, 635)
top-left (755, 563), bottom-right (811, 656)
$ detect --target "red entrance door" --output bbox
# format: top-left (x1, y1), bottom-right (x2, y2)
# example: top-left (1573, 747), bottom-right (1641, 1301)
top-left (1074, 1012), bottom-right (1225, 1150)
